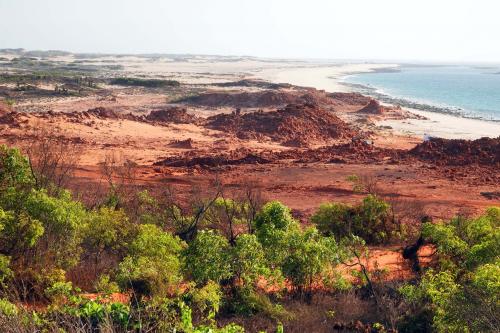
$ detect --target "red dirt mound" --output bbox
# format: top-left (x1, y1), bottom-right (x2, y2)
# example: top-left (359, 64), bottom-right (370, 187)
top-left (279, 140), bottom-right (403, 164)
top-left (180, 90), bottom-right (335, 108)
top-left (329, 93), bottom-right (372, 106)
top-left (146, 107), bottom-right (199, 124)
top-left (410, 137), bottom-right (500, 166)
top-left (0, 100), bottom-right (20, 126)
top-left (86, 107), bottom-right (123, 119)
top-left (154, 149), bottom-right (272, 168)
top-left (0, 100), bottom-right (12, 115)
top-left (59, 107), bottom-right (140, 122)
top-left (168, 138), bottom-right (194, 149)
top-left (206, 103), bottom-right (357, 147)
top-left (357, 99), bottom-right (385, 114)
top-left (0, 112), bottom-right (23, 127)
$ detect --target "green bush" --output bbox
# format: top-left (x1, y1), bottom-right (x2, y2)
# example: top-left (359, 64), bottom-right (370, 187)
top-left (183, 230), bottom-right (232, 285)
top-left (109, 77), bottom-right (180, 88)
top-left (402, 207), bottom-right (500, 332)
top-left (281, 227), bottom-right (339, 294)
top-left (117, 224), bottom-right (184, 297)
top-left (254, 201), bottom-right (299, 266)
top-left (312, 195), bottom-right (400, 244)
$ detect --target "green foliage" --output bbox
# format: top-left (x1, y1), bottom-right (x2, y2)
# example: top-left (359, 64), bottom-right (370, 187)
top-left (94, 274), bottom-right (120, 295)
top-left (0, 298), bottom-right (18, 317)
top-left (312, 195), bottom-right (399, 244)
top-left (0, 208), bottom-right (44, 252)
top-left (403, 207), bottom-right (500, 332)
top-left (135, 190), bottom-right (165, 226)
top-left (83, 207), bottom-right (136, 268)
top-left (190, 280), bottom-right (223, 320)
top-left (0, 254), bottom-right (13, 286)
top-left (45, 280), bottom-right (75, 305)
top-left (281, 227), bottom-right (339, 292)
top-left (183, 230), bottom-right (232, 285)
top-left (311, 202), bottom-right (353, 238)
top-left (231, 234), bottom-right (271, 287)
top-left (422, 207), bottom-right (500, 270)
top-left (23, 189), bottom-right (87, 269)
top-left (0, 145), bottom-right (33, 191)
top-left (0, 187), bottom-right (87, 297)
top-left (254, 201), bottom-right (299, 266)
top-left (346, 174), bottom-right (364, 193)
top-left (229, 287), bottom-right (289, 320)
top-left (117, 224), bottom-right (184, 297)
top-left (203, 197), bottom-right (251, 240)
top-left (472, 261), bottom-right (500, 302)
top-left (110, 77), bottom-right (180, 88)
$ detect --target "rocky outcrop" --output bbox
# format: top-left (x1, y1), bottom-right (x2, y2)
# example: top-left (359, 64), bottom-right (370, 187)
top-left (206, 103), bottom-right (357, 147)
top-left (146, 107), bottom-right (199, 124)
top-left (357, 99), bottom-right (385, 115)
top-left (410, 137), bottom-right (500, 166)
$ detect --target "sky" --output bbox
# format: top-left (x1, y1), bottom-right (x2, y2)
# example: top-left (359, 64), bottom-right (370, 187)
top-left (1, 0), bottom-right (499, 63)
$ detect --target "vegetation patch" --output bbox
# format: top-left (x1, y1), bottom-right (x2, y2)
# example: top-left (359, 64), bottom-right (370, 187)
top-left (110, 77), bottom-right (180, 88)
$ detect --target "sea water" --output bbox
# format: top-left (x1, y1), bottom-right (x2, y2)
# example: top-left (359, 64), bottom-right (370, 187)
top-left (344, 65), bottom-right (500, 121)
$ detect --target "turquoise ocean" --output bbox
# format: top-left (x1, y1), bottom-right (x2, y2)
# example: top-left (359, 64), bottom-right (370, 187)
top-left (343, 65), bottom-right (500, 122)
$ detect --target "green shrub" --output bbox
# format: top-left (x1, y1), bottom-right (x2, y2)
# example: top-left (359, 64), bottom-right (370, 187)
top-left (0, 298), bottom-right (18, 317)
top-left (254, 201), bottom-right (299, 266)
top-left (109, 77), bottom-right (180, 88)
top-left (402, 207), bottom-right (500, 332)
top-left (117, 224), bottom-right (184, 297)
top-left (312, 195), bottom-right (400, 244)
top-left (281, 227), bottom-right (339, 294)
top-left (232, 234), bottom-right (272, 287)
top-left (183, 230), bottom-right (231, 285)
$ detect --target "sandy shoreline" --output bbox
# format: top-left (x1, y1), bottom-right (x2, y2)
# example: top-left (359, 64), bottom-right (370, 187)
top-left (256, 63), bottom-right (398, 93)
top-left (377, 109), bottom-right (500, 140)
top-left (255, 63), bottom-right (499, 139)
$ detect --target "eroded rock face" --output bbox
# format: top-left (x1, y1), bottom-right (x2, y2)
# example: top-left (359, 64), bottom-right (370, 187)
top-left (146, 107), bottom-right (200, 124)
top-left (154, 148), bottom-right (272, 168)
top-left (86, 107), bottom-right (123, 119)
top-left (0, 100), bottom-right (22, 126)
top-left (356, 99), bottom-right (385, 114)
top-left (410, 137), bottom-right (500, 166)
top-left (168, 138), bottom-right (194, 149)
top-left (206, 103), bottom-right (357, 147)
top-left (329, 92), bottom-right (372, 106)
top-left (178, 89), bottom-right (338, 109)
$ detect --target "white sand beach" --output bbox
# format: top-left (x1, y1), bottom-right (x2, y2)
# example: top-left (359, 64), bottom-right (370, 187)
top-left (377, 109), bottom-right (500, 140)
top-left (256, 63), bottom-right (398, 92)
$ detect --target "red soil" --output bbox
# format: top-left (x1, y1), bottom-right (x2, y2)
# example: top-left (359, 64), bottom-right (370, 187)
top-left (207, 103), bottom-right (357, 147)
top-left (146, 106), bottom-right (200, 124)
top-left (168, 138), bottom-right (195, 149)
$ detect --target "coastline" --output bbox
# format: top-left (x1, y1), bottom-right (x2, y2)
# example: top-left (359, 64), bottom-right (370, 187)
top-left (256, 63), bottom-right (398, 93)
top-left (377, 108), bottom-right (500, 140)
top-left (258, 63), bottom-right (499, 140)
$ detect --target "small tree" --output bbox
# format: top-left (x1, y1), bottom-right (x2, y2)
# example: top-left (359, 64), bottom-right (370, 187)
top-left (281, 227), bottom-right (340, 300)
top-left (311, 195), bottom-right (400, 244)
top-left (83, 207), bottom-right (137, 278)
top-left (183, 230), bottom-right (231, 285)
top-left (117, 224), bottom-right (184, 297)
top-left (254, 201), bottom-right (299, 267)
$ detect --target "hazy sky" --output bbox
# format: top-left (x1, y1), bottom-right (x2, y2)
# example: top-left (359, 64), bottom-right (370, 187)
top-left (1, 0), bottom-right (499, 62)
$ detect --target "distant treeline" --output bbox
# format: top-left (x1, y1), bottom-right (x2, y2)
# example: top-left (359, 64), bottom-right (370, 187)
top-left (110, 77), bottom-right (180, 88)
